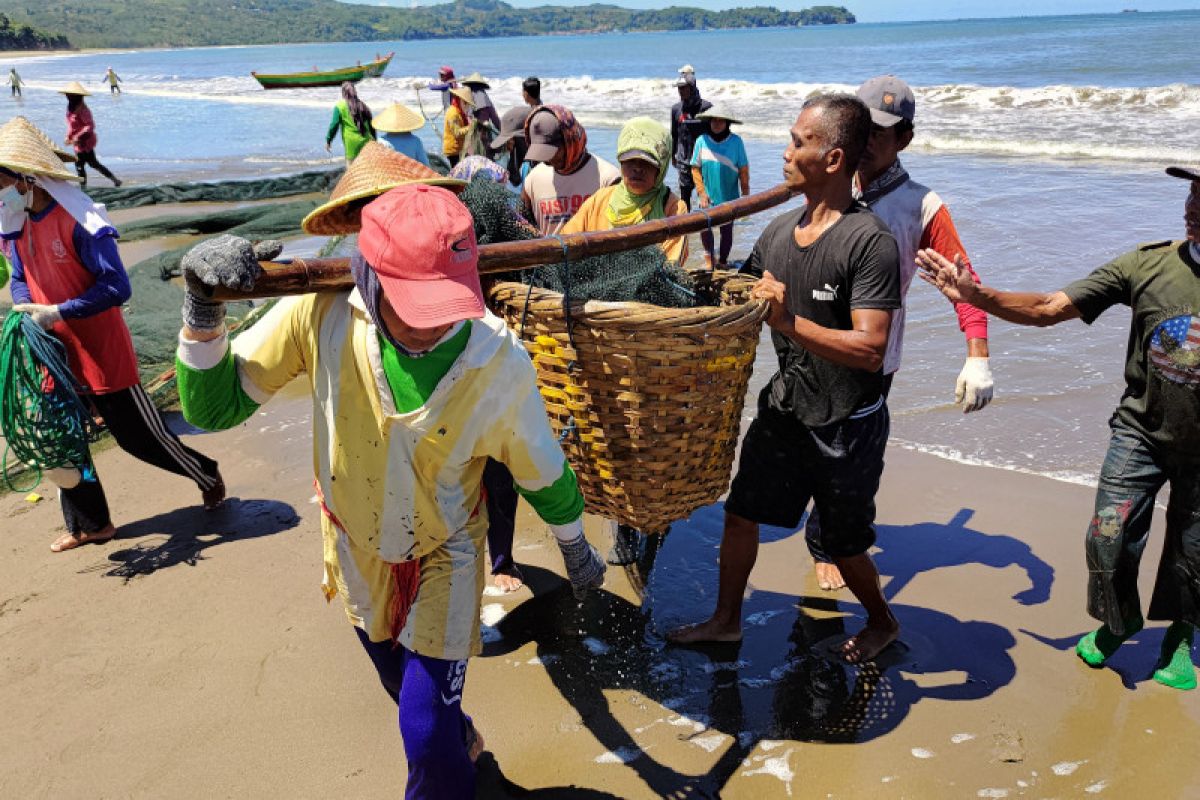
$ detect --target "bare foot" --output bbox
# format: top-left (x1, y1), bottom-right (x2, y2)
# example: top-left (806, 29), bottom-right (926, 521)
top-left (50, 524), bottom-right (116, 553)
top-left (667, 617), bottom-right (743, 645)
top-left (491, 570), bottom-right (524, 593)
top-left (838, 622), bottom-right (900, 664)
top-left (815, 561), bottom-right (846, 591)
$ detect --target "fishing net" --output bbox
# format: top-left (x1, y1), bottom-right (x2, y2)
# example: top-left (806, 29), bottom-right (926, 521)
top-left (127, 200), bottom-right (322, 280)
top-left (457, 176), bottom-right (703, 309)
top-left (89, 169), bottom-right (343, 210)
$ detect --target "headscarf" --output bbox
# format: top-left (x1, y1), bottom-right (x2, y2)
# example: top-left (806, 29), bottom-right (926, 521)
top-left (606, 117), bottom-right (672, 228)
top-left (450, 155), bottom-right (507, 184)
top-left (527, 105), bottom-right (589, 174)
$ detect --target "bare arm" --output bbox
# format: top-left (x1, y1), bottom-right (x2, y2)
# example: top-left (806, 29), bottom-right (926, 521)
top-left (738, 165), bottom-right (750, 197)
top-left (916, 248), bottom-right (1080, 327)
top-left (752, 271), bottom-right (890, 372)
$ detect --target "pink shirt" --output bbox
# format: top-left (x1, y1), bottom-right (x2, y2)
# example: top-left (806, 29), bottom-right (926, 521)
top-left (66, 104), bottom-right (97, 153)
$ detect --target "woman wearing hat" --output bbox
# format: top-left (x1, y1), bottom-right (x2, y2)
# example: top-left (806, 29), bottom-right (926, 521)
top-left (175, 166), bottom-right (606, 796)
top-left (442, 86), bottom-right (473, 168)
top-left (325, 81), bottom-right (374, 163)
top-left (690, 106), bottom-right (750, 269)
top-left (60, 81), bottom-right (121, 187)
top-left (562, 116), bottom-right (688, 263)
top-left (0, 117), bottom-right (223, 552)
top-left (560, 116), bottom-right (686, 565)
top-left (373, 102), bottom-right (430, 166)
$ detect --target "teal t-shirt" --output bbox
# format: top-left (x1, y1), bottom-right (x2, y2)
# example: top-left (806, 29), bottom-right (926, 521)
top-left (1063, 240), bottom-right (1200, 455)
top-left (689, 132), bottom-right (748, 206)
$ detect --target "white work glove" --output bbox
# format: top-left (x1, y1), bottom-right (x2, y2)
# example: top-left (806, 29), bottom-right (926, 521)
top-left (552, 521), bottom-right (606, 600)
top-left (12, 302), bottom-right (62, 330)
top-left (955, 356), bottom-right (994, 413)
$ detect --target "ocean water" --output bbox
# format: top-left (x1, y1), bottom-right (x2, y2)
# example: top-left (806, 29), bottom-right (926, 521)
top-left (4, 10), bottom-right (1197, 483)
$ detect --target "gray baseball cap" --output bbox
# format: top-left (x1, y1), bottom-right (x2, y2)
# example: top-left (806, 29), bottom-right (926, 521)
top-left (857, 75), bottom-right (916, 127)
top-left (1167, 165), bottom-right (1200, 182)
top-left (491, 106), bottom-right (531, 149)
top-left (525, 109), bottom-right (564, 162)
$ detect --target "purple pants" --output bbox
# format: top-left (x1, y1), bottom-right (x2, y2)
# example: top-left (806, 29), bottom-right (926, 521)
top-left (355, 628), bottom-right (476, 799)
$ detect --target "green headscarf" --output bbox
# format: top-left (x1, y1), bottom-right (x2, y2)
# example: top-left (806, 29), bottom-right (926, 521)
top-left (607, 117), bottom-right (672, 227)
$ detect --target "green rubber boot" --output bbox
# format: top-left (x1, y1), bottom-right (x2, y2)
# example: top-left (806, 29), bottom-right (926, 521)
top-left (1153, 622), bottom-right (1196, 691)
top-left (1076, 619), bottom-right (1143, 667)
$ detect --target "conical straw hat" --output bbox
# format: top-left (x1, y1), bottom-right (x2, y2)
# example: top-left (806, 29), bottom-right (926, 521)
top-left (460, 72), bottom-right (490, 89)
top-left (372, 102), bottom-right (425, 134)
top-left (57, 81), bottom-right (91, 96)
top-left (697, 106), bottom-right (742, 125)
top-left (19, 117), bottom-right (77, 163)
top-left (0, 116), bottom-right (82, 181)
top-left (302, 141), bottom-right (466, 236)
top-left (449, 87), bottom-right (475, 106)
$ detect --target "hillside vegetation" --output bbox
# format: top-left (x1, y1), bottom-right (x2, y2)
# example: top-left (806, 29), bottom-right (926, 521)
top-left (0, 11), bottom-right (69, 50)
top-left (0, 0), bottom-right (853, 48)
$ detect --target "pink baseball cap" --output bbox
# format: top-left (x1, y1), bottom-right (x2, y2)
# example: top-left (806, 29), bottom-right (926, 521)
top-left (358, 185), bottom-right (485, 328)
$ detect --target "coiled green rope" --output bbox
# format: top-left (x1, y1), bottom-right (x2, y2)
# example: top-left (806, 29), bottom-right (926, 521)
top-left (0, 312), bottom-right (100, 491)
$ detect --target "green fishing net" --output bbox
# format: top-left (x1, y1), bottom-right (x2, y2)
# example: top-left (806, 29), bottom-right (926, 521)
top-left (456, 176), bottom-right (702, 309)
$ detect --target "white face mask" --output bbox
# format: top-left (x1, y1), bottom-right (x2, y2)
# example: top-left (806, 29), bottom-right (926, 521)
top-left (0, 184), bottom-right (24, 210)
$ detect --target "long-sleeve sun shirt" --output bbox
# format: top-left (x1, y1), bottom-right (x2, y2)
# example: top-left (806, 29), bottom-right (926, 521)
top-left (175, 290), bottom-right (582, 657)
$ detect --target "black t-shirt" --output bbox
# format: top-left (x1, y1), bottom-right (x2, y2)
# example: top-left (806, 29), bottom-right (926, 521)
top-left (744, 203), bottom-right (901, 427)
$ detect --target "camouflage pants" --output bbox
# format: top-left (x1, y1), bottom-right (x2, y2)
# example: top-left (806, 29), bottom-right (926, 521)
top-left (1086, 422), bottom-right (1200, 635)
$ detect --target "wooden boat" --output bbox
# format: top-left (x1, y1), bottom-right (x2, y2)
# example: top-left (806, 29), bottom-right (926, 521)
top-left (252, 52), bottom-right (393, 90)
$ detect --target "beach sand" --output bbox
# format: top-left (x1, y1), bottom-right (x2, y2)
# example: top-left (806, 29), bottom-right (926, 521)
top-left (2, 379), bottom-right (1198, 798)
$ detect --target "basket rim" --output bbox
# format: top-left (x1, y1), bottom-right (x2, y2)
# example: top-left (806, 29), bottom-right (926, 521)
top-left (486, 276), bottom-right (767, 330)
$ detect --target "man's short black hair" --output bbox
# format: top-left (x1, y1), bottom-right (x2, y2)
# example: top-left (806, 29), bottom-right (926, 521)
top-left (800, 93), bottom-right (872, 174)
top-left (523, 76), bottom-right (541, 101)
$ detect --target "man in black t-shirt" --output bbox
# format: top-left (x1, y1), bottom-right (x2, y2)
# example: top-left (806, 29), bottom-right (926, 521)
top-left (916, 167), bottom-right (1200, 690)
top-left (670, 95), bottom-right (904, 664)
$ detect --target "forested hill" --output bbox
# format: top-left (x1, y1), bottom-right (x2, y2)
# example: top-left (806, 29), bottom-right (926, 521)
top-left (0, 0), bottom-right (854, 49)
top-left (0, 12), bottom-right (69, 50)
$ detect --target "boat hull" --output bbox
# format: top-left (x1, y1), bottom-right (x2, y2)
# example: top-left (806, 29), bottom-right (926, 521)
top-left (253, 53), bottom-right (393, 90)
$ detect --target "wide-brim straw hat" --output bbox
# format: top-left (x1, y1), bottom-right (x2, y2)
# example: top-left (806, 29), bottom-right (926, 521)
top-left (0, 116), bottom-right (82, 181)
top-left (373, 102), bottom-right (425, 134)
top-left (449, 86), bottom-right (475, 106)
top-left (19, 117), bottom-right (77, 163)
top-left (698, 107), bottom-right (742, 125)
top-left (302, 141), bottom-right (466, 236)
top-left (459, 72), bottom-right (490, 89)
top-left (57, 81), bottom-right (91, 96)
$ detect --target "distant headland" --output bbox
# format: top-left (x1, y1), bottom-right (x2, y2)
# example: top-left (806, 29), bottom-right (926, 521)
top-left (0, 0), bottom-right (855, 51)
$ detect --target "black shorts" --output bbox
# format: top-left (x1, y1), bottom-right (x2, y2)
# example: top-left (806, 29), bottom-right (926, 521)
top-left (725, 388), bottom-right (889, 558)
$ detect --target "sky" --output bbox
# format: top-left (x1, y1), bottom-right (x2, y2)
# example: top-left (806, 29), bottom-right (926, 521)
top-left (358, 0), bottom-right (1199, 22)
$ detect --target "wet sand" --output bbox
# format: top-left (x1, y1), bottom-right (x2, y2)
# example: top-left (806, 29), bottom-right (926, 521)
top-left (1, 378), bottom-right (1198, 798)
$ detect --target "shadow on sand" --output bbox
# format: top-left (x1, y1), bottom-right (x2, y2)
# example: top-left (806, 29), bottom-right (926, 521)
top-left (478, 502), bottom-right (1045, 796)
top-left (78, 497), bottom-right (300, 581)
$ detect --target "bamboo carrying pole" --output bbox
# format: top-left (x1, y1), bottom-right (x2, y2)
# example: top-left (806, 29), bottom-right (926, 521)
top-left (200, 183), bottom-right (796, 301)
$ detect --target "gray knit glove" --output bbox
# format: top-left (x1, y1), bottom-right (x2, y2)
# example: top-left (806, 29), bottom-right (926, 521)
top-left (556, 534), bottom-right (607, 600)
top-left (181, 235), bottom-right (283, 332)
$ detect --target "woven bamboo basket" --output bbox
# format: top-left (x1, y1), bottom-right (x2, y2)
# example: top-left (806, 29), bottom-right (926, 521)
top-left (487, 270), bottom-right (766, 533)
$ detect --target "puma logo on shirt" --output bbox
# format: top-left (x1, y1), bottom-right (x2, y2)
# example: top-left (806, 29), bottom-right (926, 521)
top-left (812, 283), bottom-right (840, 302)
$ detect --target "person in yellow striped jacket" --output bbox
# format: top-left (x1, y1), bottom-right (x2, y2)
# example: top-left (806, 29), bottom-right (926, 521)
top-left (173, 185), bottom-right (605, 799)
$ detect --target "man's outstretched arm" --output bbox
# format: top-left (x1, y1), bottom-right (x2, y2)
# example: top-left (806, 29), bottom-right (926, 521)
top-left (916, 248), bottom-right (1080, 328)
